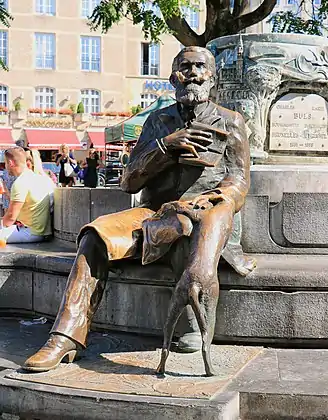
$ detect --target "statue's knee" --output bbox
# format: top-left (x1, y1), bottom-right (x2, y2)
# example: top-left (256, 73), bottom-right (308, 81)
top-left (78, 229), bottom-right (108, 266)
top-left (79, 229), bottom-right (104, 252)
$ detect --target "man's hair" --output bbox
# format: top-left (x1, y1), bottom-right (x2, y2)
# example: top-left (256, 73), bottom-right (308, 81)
top-left (171, 46), bottom-right (216, 77)
top-left (4, 146), bottom-right (27, 166)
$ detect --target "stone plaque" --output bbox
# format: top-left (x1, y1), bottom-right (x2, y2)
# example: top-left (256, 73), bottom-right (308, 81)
top-left (270, 93), bottom-right (328, 151)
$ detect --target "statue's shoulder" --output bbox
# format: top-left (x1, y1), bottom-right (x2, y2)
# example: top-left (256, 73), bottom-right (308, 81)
top-left (209, 101), bottom-right (239, 121)
top-left (147, 103), bottom-right (178, 121)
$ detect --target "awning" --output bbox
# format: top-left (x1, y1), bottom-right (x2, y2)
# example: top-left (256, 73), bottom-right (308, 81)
top-left (87, 131), bottom-right (105, 150)
top-left (25, 129), bottom-right (81, 150)
top-left (0, 128), bottom-right (14, 148)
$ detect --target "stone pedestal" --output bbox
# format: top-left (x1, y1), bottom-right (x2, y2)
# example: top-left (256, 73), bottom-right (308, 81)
top-left (53, 187), bottom-right (132, 242)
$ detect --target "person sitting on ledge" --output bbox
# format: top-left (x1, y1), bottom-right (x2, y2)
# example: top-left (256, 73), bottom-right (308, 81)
top-left (1, 146), bottom-right (54, 243)
top-left (24, 46), bottom-right (256, 372)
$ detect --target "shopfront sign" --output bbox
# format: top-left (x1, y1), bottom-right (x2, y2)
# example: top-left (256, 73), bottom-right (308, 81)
top-left (144, 80), bottom-right (175, 92)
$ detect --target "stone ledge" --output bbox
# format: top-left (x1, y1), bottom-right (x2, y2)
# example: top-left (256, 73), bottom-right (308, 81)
top-left (1, 245), bottom-right (328, 342)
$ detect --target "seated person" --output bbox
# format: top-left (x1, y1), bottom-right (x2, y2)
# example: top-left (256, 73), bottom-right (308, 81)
top-left (1, 146), bottom-right (54, 243)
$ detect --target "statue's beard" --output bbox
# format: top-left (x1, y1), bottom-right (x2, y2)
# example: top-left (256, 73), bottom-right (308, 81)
top-left (175, 79), bottom-right (212, 106)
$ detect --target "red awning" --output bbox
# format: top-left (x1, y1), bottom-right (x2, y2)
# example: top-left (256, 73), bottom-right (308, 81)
top-left (25, 129), bottom-right (81, 150)
top-left (87, 131), bottom-right (105, 150)
top-left (0, 128), bottom-right (14, 148)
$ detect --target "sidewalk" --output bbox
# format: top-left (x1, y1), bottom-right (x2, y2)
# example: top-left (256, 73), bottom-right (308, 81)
top-left (1, 317), bottom-right (328, 419)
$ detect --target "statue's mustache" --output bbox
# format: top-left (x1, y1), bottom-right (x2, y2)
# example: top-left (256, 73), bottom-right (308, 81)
top-left (175, 71), bottom-right (212, 85)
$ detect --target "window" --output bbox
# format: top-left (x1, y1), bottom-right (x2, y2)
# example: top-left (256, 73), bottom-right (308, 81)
top-left (81, 36), bottom-right (101, 72)
top-left (35, 33), bottom-right (55, 69)
top-left (141, 43), bottom-right (159, 76)
top-left (81, 0), bottom-right (100, 18)
top-left (182, 6), bottom-right (199, 29)
top-left (0, 85), bottom-right (8, 107)
top-left (0, 31), bottom-right (7, 66)
top-left (36, 0), bottom-right (55, 15)
top-left (140, 93), bottom-right (158, 109)
top-left (35, 87), bottom-right (55, 109)
top-left (81, 89), bottom-right (100, 113)
top-left (2, 0), bottom-right (8, 10)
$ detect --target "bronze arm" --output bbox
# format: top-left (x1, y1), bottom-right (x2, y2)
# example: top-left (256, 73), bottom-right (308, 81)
top-left (121, 116), bottom-right (176, 194)
top-left (202, 112), bottom-right (250, 213)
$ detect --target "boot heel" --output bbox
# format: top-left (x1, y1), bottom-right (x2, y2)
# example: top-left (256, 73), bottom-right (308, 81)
top-left (65, 350), bottom-right (77, 363)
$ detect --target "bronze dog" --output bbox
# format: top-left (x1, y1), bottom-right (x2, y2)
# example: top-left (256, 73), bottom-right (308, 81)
top-left (155, 199), bottom-right (234, 377)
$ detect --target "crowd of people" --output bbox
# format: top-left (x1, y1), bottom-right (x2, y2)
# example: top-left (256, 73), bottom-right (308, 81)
top-left (0, 142), bottom-right (101, 245)
top-left (56, 143), bottom-right (101, 188)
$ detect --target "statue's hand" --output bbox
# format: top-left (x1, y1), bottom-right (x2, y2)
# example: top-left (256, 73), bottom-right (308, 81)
top-left (188, 195), bottom-right (213, 210)
top-left (162, 127), bottom-right (212, 158)
top-left (189, 193), bottom-right (235, 212)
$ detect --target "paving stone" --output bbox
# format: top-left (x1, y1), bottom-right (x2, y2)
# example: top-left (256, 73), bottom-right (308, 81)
top-left (0, 318), bottom-right (243, 420)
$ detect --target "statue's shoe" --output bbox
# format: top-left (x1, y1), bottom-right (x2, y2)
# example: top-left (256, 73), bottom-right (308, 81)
top-left (177, 332), bottom-right (202, 353)
top-left (23, 334), bottom-right (78, 372)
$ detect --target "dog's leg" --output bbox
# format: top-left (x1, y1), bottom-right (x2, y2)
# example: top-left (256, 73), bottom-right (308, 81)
top-left (156, 287), bottom-right (187, 375)
top-left (190, 283), bottom-right (219, 377)
top-left (201, 286), bottom-right (219, 377)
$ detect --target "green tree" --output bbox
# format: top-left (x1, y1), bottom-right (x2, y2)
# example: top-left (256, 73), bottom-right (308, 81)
top-left (0, 1), bottom-right (12, 70)
top-left (88, 0), bottom-right (278, 47)
top-left (270, 2), bottom-right (328, 35)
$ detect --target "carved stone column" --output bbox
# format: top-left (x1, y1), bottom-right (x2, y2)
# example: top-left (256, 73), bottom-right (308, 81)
top-left (208, 33), bottom-right (328, 158)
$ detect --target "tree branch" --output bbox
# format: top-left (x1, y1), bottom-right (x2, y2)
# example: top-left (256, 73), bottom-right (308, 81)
top-left (233, 0), bottom-right (249, 18)
top-left (163, 14), bottom-right (205, 46)
top-left (234, 0), bottom-right (277, 31)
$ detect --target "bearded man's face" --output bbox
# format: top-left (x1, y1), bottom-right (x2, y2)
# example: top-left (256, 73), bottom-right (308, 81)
top-left (173, 51), bottom-right (214, 106)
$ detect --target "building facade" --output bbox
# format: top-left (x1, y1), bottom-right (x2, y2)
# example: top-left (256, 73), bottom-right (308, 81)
top-left (0, 0), bottom-right (204, 156)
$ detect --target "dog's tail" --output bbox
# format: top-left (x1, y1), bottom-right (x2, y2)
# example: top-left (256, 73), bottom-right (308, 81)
top-left (189, 283), bottom-right (206, 333)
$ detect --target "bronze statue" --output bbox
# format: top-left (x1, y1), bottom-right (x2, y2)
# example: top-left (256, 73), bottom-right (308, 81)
top-left (24, 46), bottom-right (255, 374)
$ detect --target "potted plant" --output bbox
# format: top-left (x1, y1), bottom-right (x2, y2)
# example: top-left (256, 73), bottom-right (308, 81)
top-left (68, 103), bottom-right (76, 113)
top-left (58, 108), bottom-right (73, 116)
top-left (0, 105), bottom-right (8, 114)
top-left (91, 111), bottom-right (104, 118)
top-left (44, 108), bottom-right (57, 116)
top-left (105, 111), bottom-right (118, 117)
top-left (0, 105), bottom-right (8, 124)
top-left (131, 105), bottom-right (142, 115)
top-left (10, 101), bottom-right (26, 121)
top-left (118, 111), bottom-right (132, 118)
top-left (28, 108), bottom-right (42, 115)
top-left (74, 101), bottom-right (89, 122)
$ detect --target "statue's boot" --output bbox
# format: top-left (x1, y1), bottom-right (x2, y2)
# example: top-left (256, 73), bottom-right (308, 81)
top-left (222, 243), bottom-right (257, 276)
top-left (23, 230), bottom-right (109, 372)
top-left (24, 334), bottom-right (79, 372)
top-left (177, 305), bottom-right (202, 353)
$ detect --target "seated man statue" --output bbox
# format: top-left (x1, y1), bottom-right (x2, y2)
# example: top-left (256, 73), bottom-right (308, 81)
top-left (24, 46), bottom-right (255, 372)
top-left (1, 147), bottom-right (54, 243)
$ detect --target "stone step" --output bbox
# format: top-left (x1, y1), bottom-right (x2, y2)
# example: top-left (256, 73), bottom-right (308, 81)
top-left (0, 318), bottom-right (243, 420)
top-left (226, 348), bottom-right (328, 419)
